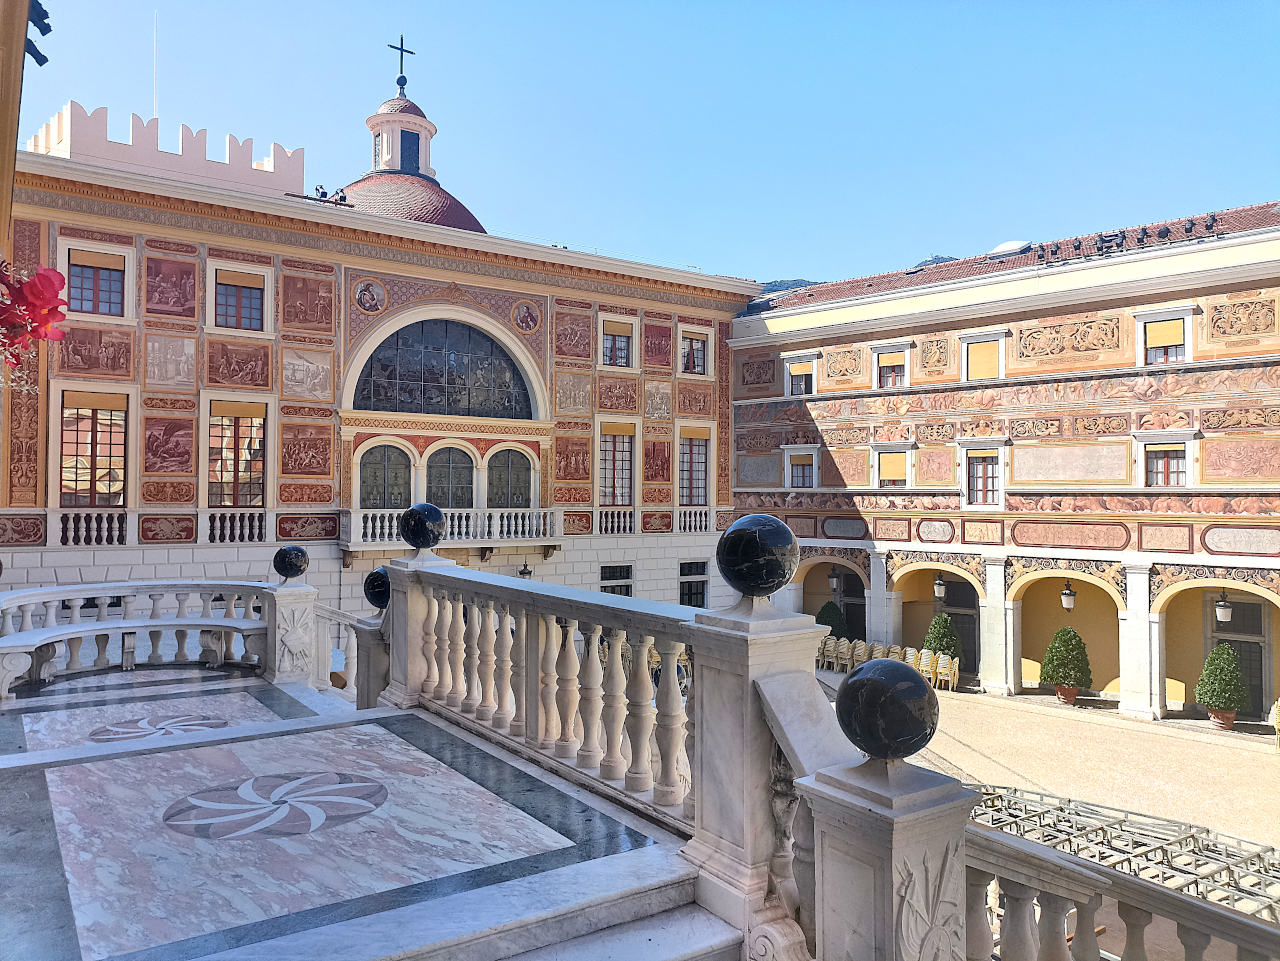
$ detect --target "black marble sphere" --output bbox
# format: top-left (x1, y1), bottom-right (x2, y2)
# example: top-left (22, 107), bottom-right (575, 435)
top-left (400, 503), bottom-right (446, 550)
top-left (272, 545), bottom-right (310, 580)
top-left (363, 566), bottom-right (391, 610)
top-left (714, 513), bottom-right (799, 598)
top-left (834, 659), bottom-right (939, 760)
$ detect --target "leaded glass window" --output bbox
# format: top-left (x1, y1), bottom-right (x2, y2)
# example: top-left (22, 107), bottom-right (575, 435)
top-left (426, 447), bottom-right (474, 509)
top-left (487, 449), bottom-right (532, 508)
top-left (360, 445), bottom-right (412, 510)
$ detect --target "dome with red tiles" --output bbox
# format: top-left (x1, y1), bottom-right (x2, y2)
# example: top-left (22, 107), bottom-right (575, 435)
top-left (376, 97), bottom-right (426, 118)
top-left (341, 172), bottom-right (486, 233)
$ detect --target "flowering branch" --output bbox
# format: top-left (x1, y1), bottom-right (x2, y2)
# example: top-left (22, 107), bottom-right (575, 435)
top-left (0, 261), bottom-right (67, 389)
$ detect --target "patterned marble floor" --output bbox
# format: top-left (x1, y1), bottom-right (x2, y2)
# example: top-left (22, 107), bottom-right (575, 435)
top-left (1, 707), bottom-right (652, 961)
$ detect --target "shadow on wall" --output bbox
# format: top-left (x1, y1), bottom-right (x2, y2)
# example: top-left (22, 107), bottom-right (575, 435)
top-left (1020, 578), bottom-right (1119, 694)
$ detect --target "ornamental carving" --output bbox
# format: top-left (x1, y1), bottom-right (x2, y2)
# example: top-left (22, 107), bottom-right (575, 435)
top-left (1209, 299), bottom-right (1275, 339)
top-left (1005, 556), bottom-right (1126, 605)
top-left (641, 511), bottom-right (672, 533)
top-left (1137, 409), bottom-right (1191, 431)
top-left (1005, 492), bottom-right (1280, 516)
top-left (141, 480), bottom-right (196, 504)
top-left (1072, 414), bottom-right (1130, 436)
top-left (821, 426), bottom-right (870, 446)
top-left (59, 225), bottom-right (133, 245)
top-left (279, 405), bottom-right (334, 419)
top-left (959, 419), bottom-right (1006, 438)
top-left (555, 298), bottom-right (593, 309)
top-left (824, 348), bottom-right (863, 379)
top-left (552, 485), bottom-right (592, 504)
top-left (713, 326), bottom-right (729, 503)
top-left (143, 396), bottom-right (198, 411)
top-left (798, 545), bottom-right (870, 583)
top-left (1017, 317), bottom-right (1120, 358)
top-left (886, 551), bottom-right (986, 595)
top-left (278, 483), bottom-right (333, 504)
top-left (1150, 562), bottom-right (1280, 605)
top-left (716, 511), bottom-right (737, 531)
top-left (339, 414), bottom-right (550, 437)
top-left (737, 491), bottom-right (963, 513)
top-left (599, 303), bottom-right (639, 316)
top-left (919, 338), bottom-right (950, 370)
top-left (874, 423), bottom-right (913, 443)
top-left (145, 238), bottom-right (198, 255)
top-left (138, 515), bottom-right (196, 543)
top-left (208, 247), bottom-right (272, 265)
top-left (784, 428), bottom-right (820, 445)
top-left (0, 514), bottom-right (45, 545)
top-left (894, 840), bottom-right (965, 961)
top-left (642, 486), bottom-right (672, 504)
top-left (736, 430), bottom-right (779, 452)
top-left (741, 359), bottom-right (775, 386)
top-left (1202, 406), bottom-right (1280, 431)
top-left (7, 220), bottom-right (42, 508)
top-left (1011, 417), bottom-right (1061, 439)
top-left (917, 422), bottom-right (955, 443)
top-left (281, 258), bottom-right (336, 274)
top-left (276, 514), bottom-right (340, 540)
top-left (555, 420), bottom-right (593, 433)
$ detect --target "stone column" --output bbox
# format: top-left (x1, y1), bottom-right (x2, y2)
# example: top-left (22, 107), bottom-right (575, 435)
top-left (978, 556), bottom-right (1010, 694)
top-left (1118, 564), bottom-right (1158, 719)
top-left (1004, 598), bottom-right (1023, 694)
top-left (866, 550), bottom-right (890, 644)
top-left (1150, 610), bottom-right (1169, 717)
top-left (379, 552), bottom-right (456, 709)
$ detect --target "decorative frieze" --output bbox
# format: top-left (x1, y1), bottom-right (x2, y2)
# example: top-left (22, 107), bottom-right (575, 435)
top-left (1208, 299), bottom-right (1275, 339)
top-left (916, 422), bottom-right (955, 443)
top-left (1072, 414), bottom-right (1130, 436)
top-left (1150, 562), bottom-right (1280, 606)
top-left (885, 550), bottom-right (986, 595)
top-left (798, 545), bottom-right (870, 583)
top-left (1011, 417), bottom-right (1061, 439)
top-left (1202, 406), bottom-right (1280, 431)
top-left (1005, 556), bottom-right (1126, 605)
top-left (1016, 317), bottom-right (1120, 358)
top-left (1006, 492), bottom-right (1280, 516)
top-left (741, 359), bottom-right (775, 386)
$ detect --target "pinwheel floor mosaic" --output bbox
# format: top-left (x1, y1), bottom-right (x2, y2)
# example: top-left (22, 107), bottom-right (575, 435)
top-left (2, 713), bottom-right (652, 961)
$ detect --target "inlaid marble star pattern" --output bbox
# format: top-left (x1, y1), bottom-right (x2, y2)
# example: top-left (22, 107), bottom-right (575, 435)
top-left (88, 713), bottom-right (230, 743)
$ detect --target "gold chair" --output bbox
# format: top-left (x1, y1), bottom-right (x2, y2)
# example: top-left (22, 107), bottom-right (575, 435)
top-left (816, 636), bottom-right (831, 670)
top-left (903, 647), bottom-right (919, 671)
top-left (917, 650), bottom-right (934, 684)
top-left (835, 638), bottom-right (853, 673)
top-left (934, 654), bottom-right (952, 690)
top-left (870, 643), bottom-right (887, 660)
top-left (949, 657), bottom-right (961, 691)
top-left (852, 639), bottom-right (869, 667)
top-left (888, 644), bottom-right (904, 661)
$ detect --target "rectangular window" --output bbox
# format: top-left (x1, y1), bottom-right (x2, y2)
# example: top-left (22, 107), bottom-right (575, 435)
top-left (679, 561), bottom-right (708, 608)
top-left (601, 564), bottom-right (633, 597)
top-left (681, 334), bottom-right (707, 375)
top-left (790, 454), bottom-right (814, 488)
top-left (372, 131), bottom-right (382, 168)
top-left (1144, 319), bottom-right (1185, 365)
top-left (214, 269), bottom-right (265, 331)
top-left (966, 450), bottom-right (999, 505)
top-left (788, 361), bottom-right (813, 395)
top-left (966, 340), bottom-right (1000, 381)
top-left (878, 450), bottom-right (907, 488)
top-left (599, 428), bottom-right (634, 506)
top-left (208, 401), bottom-right (266, 507)
top-left (68, 250), bottom-right (126, 316)
top-left (877, 351), bottom-right (905, 388)
top-left (1145, 444), bottom-right (1186, 487)
top-left (602, 321), bottom-right (632, 367)
top-left (60, 392), bottom-right (127, 507)
top-left (679, 435), bottom-right (709, 505)
top-left (401, 130), bottom-right (420, 172)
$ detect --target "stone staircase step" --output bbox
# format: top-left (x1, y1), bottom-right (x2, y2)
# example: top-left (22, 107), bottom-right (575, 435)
top-left (497, 904), bottom-right (742, 961)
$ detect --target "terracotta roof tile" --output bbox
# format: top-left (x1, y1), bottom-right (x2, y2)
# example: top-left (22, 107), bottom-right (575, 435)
top-left (342, 172), bottom-right (485, 233)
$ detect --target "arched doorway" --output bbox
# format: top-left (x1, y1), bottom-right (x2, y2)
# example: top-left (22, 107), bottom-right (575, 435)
top-left (1016, 577), bottom-right (1120, 696)
top-left (359, 444), bottom-right (412, 510)
top-left (799, 562), bottom-right (868, 640)
top-left (1158, 583), bottom-right (1277, 720)
top-left (893, 568), bottom-right (981, 674)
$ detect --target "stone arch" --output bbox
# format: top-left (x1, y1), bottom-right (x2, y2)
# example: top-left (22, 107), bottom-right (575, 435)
top-left (1008, 569), bottom-right (1124, 610)
top-left (793, 555), bottom-right (869, 589)
top-left (890, 561), bottom-right (985, 600)
top-left (339, 303), bottom-right (551, 420)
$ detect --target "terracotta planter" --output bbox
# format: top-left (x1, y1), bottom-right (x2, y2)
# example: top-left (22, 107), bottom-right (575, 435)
top-left (1207, 708), bottom-right (1237, 730)
top-left (1054, 685), bottom-right (1080, 705)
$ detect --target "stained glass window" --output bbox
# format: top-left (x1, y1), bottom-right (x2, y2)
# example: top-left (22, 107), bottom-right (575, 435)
top-left (360, 445), bottom-right (412, 510)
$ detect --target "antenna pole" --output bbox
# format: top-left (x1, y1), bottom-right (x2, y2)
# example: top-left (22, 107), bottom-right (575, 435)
top-left (152, 11), bottom-right (158, 119)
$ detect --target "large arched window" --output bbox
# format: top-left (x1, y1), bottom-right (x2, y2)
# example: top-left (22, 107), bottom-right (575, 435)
top-left (426, 448), bottom-right (474, 509)
top-left (487, 449), bottom-right (532, 508)
top-left (359, 445), bottom-right (412, 510)
top-left (354, 319), bottom-right (533, 419)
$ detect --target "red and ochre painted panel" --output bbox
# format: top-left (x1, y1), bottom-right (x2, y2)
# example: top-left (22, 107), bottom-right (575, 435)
top-left (643, 440), bottom-right (671, 483)
top-left (641, 511), bottom-right (672, 533)
top-left (139, 515), bottom-right (197, 543)
top-left (277, 513), bottom-right (340, 540)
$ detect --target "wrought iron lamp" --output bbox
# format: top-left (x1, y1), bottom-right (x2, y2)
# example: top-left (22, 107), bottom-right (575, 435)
top-left (1060, 580), bottom-right (1076, 612)
top-left (934, 573), bottom-right (946, 600)
top-left (518, 562), bottom-right (532, 579)
top-left (1214, 589), bottom-right (1232, 624)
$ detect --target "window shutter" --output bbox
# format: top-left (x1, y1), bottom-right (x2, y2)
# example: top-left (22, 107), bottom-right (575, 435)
top-left (63, 390), bottom-right (127, 410)
top-left (791, 454), bottom-right (813, 466)
top-left (603, 320), bottom-right (633, 336)
top-left (879, 451), bottom-right (907, 480)
top-left (681, 426), bottom-right (712, 439)
top-left (216, 269), bottom-right (266, 289)
top-left (966, 340), bottom-right (1000, 379)
top-left (966, 449), bottom-right (999, 459)
top-left (789, 362), bottom-right (813, 376)
top-left (600, 422), bottom-right (635, 435)
top-left (69, 249), bottom-right (125, 271)
top-left (1144, 319), bottom-right (1184, 348)
top-left (878, 351), bottom-right (905, 368)
top-left (210, 400), bottom-right (268, 418)
top-left (1145, 443), bottom-right (1185, 452)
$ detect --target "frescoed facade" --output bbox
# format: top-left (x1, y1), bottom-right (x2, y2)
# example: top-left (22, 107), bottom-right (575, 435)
top-left (5, 85), bottom-right (754, 610)
top-left (732, 209), bottom-right (1280, 722)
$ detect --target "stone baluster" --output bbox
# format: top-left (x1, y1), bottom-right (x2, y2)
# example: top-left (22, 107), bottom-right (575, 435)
top-left (18, 603), bottom-right (35, 632)
top-left (999, 880), bottom-right (1039, 961)
top-left (223, 592), bottom-right (237, 619)
top-left (174, 592), bottom-right (192, 661)
top-left (538, 613), bottom-right (559, 750)
top-left (199, 592), bottom-right (214, 618)
top-left (432, 589), bottom-right (453, 701)
top-left (65, 598), bottom-right (84, 672)
top-left (419, 586), bottom-right (438, 699)
top-left (599, 627), bottom-right (628, 780)
top-left (0, 606), bottom-right (14, 635)
top-left (509, 605), bottom-right (527, 738)
top-left (1117, 902), bottom-right (1151, 961)
top-left (93, 597), bottom-right (110, 668)
top-left (461, 600), bottom-right (482, 714)
top-left (492, 603), bottom-right (514, 730)
top-left (446, 593), bottom-right (466, 708)
top-left (147, 593), bottom-right (166, 663)
top-left (682, 648), bottom-right (696, 821)
top-left (1070, 893), bottom-right (1102, 961)
top-left (555, 617), bottom-right (581, 758)
top-left (1036, 892), bottom-right (1072, 961)
top-left (344, 624), bottom-right (359, 694)
top-left (576, 623), bottom-right (604, 768)
top-left (965, 868), bottom-right (995, 961)
top-left (476, 600), bottom-right (498, 722)
top-left (1176, 925), bottom-right (1211, 961)
top-left (41, 598), bottom-right (58, 628)
top-left (119, 593), bottom-right (139, 671)
top-left (623, 632), bottom-right (656, 793)
top-left (653, 636), bottom-right (686, 806)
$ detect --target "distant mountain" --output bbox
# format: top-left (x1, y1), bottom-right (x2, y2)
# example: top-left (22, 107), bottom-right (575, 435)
top-left (760, 278), bottom-right (822, 295)
top-left (912, 254), bottom-right (958, 268)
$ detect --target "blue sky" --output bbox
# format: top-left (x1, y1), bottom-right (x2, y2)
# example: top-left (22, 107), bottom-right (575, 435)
top-left (18, 1), bottom-right (1280, 285)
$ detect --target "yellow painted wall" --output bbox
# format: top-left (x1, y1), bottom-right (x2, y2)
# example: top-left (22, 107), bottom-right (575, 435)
top-left (802, 564), bottom-right (836, 622)
top-left (1020, 579), bottom-right (1120, 693)
top-left (1163, 586), bottom-right (1280, 710)
top-left (898, 570), bottom-right (939, 650)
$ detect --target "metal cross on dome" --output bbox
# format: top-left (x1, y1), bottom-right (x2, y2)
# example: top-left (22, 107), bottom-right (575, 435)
top-left (388, 34), bottom-right (415, 95)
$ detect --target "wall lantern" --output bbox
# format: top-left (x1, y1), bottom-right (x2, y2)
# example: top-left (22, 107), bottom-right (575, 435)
top-left (828, 568), bottom-right (841, 593)
top-left (1214, 590), bottom-right (1233, 624)
top-left (518, 562), bottom-right (532, 579)
top-left (934, 573), bottom-right (946, 600)
top-left (1060, 580), bottom-right (1076, 612)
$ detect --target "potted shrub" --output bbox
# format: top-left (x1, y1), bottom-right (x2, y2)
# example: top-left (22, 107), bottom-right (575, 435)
top-left (1040, 626), bottom-right (1091, 705)
top-left (815, 601), bottom-right (848, 640)
top-left (922, 613), bottom-right (960, 660)
top-left (1194, 643), bottom-right (1249, 730)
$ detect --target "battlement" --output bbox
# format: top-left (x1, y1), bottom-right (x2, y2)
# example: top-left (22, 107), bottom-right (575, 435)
top-left (25, 101), bottom-right (304, 197)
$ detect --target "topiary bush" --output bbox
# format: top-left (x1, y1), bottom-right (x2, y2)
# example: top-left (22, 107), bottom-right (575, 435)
top-left (1194, 642), bottom-right (1249, 712)
top-left (1040, 626), bottom-right (1092, 689)
top-left (922, 613), bottom-right (960, 659)
top-left (816, 601), bottom-right (848, 640)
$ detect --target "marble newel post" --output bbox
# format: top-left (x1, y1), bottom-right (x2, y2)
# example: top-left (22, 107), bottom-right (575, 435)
top-left (379, 504), bottom-right (455, 710)
top-left (263, 547), bottom-right (321, 686)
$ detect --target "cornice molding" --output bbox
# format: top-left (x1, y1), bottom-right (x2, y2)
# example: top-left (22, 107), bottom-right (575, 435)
top-left (14, 155), bottom-right (758, 312)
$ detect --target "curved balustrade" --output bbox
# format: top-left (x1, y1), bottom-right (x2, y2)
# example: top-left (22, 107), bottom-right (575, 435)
top-left (0, 579), bottom-right (320, 703)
